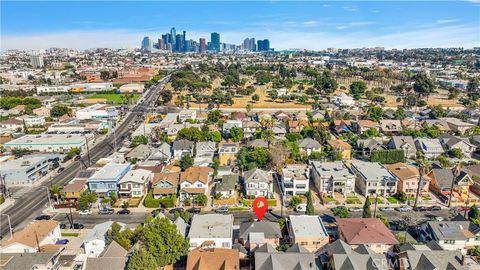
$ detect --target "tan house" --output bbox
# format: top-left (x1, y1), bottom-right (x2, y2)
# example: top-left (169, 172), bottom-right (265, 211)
top-left (62, 179), bottom-right (87, 201)
top-left (151, 172), bottom-right (180, 198)
top-left (186, 247), bottom-right (239, 270)
top-left (0, 220), bottom-right (61, 253)
top-left (218, 141), bottom-right (240, 166)
top-left (288, 215), bottom-right (330, 253)
top-left (33, 106), bottom-right (51, 117)
top-left (385, 163), bottom-right (430, 195)
top-left (327, 139), bottom-right (352, 160)
top-left (337, 218), bottom-right (398, 254)
top-left (354, 120), bottom-right (380, 135)
top-left (179, 166), bottom-right (213, 201)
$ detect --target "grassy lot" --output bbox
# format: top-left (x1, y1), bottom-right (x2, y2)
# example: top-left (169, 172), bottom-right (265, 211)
top-left (323, 196), bottom-right (337, 203)
top-left (242, 198), bottom-right (277, 207)
top-left (346, 196), bottom-right (361, 204)
top-left (387, 196), bottom-right (398, 203)
top-left (61, 232), bottom-right (79, 237)
top-left (127, 197), bottom-right (142, 207)
top-left (87, 93), bottom-right (140, 104)
top-left (228, 206), bottom-right (249, 212)
top-left (214, 196), bottom-right (238, 206)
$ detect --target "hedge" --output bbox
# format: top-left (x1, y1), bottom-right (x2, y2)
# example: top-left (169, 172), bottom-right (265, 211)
top-left (370, 149), bottom-right (405, 164)
top-left (242, 199), bottom-right (277, 207)
top-left (144, 190), bottom-right (176, 208)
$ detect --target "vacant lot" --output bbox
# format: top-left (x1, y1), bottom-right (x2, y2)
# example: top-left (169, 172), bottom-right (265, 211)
top-left (87, 93), bottom-right (140, 104)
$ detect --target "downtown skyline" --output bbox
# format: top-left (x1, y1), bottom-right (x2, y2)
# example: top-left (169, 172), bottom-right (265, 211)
top-left (1, 1), bottom-right (479, 50)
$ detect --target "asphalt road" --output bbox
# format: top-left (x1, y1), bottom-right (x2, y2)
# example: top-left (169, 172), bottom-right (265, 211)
top-left (0, 77), bottom-right (169, 238)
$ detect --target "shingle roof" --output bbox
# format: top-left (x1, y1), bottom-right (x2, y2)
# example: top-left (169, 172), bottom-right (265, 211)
top-left (255, 243), bottom-right (319, 270)
top-left (298, 138), bottom-right (321, 149)
top-left (215, 174), bottom-right (238, 192)
top-left (0, 220), bottom-right (59, 250)
top-left (180, 166), bottom-right (213, 184)
top-left (186, 247), bottom-right (239, 270)
top-left (337, 218), bottom-right (398, 245)
top-left (239, 221), bottom-right (282, 240)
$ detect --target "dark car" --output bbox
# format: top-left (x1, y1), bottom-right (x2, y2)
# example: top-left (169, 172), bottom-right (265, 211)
top-left (169, 208), bottom-right (184, 214)
top-left (74, 155), bottom-right (81, 161)
top-left (413, 206), bottom-right (428, 212)
top-left (99, 208), bottom-right (114, 215)
top-left (117, 209), bottom-right (131, 215)
top-left (35, 214), bottom-right (51, 221)
top-left (429, 205), bottom-right (442, 211)
top-left (57, 167), bottom-right (65, 173)
top-left (215, 207), bottom-right (229, 214)
top-left (151, 208), bottom-right (165, 216)
top-left (70, 223), bottom-right (84, 229)
top-left (60, 223), bottom-right (67, 229)
top-left (56, 239), bottom-right (69, 245)
top-left (187, 207), bottom-right (201, 214)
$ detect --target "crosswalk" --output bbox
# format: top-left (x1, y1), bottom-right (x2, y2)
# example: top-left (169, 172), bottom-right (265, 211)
top-left (10, 187), bottom-right (32, 199)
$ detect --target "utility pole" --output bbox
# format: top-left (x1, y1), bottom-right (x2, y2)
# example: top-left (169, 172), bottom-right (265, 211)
top-left (85, 136), bottom-right (91, 166)
top-left (448, 163), bottom-right (461, 208)
top-left (1, 214), bottom-right (12, 239)
top-left (45, 187), bottom-right (52, 209)
top-left (373, 193), bottom-right (378, 218)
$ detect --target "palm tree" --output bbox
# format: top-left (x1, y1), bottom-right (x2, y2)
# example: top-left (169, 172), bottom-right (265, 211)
top-left (448, 162), bottom-right (462, 208)
top-left (260, 118), bottom-right (275, 148)
top-left (413, 158), bottom-right (430, 208)
top-left (50, 185), bottom-right (63, 203)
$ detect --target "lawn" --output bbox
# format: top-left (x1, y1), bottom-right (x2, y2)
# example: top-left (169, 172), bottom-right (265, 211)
top-left (386, 196), bottom-right (398, 203)
top-left (323, 196), bottom-right (337, 203)
top-left (242, 198), bottom-right (277, 207)
top-left (368, 197), bottom-right (384, 204)
top-left (346, 196), bottom-right (361, 204)
top-left (87, 93), bottom-right (140, 104)
top-left (214, 196), bottom-right (238, 206)
top-left (61, 232), bottom-right (79, 237)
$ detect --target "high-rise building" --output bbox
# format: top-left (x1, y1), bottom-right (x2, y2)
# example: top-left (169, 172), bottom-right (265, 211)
top-left (183, 31), bottom-right (187, 51)
top-left (158, 38), bottom-right (166, 50)
top-left (210, 32), bottom-right (220, 52)
top-left (141, 37), bottom-right (153, 52)
top-left (257, 39), bottom-right (270, 52)
top-left (199, 38), bottom-right (207, 53)
top-left (243, 38), bottom-right (256, 51)
top-left (175, 34), bottom-right (184, 52)
top-left (30, 54), bottom-right (44, 68)
top-left (170, 28), bottom-right (177, 45)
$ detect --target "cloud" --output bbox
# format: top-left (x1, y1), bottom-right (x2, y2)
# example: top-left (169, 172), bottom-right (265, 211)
top-left (436, 19), bottom-right (459, 24)
top-left (303, 20), bottom-right (319, 26)
top-left (342, 6), bottom-right (358, 12)
top-left (1, 24), bottom-right (478, 51)
top-left (335, 21), bottom-right (375, 30)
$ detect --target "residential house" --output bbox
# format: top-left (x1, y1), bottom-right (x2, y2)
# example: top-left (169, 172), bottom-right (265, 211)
top-left (118, 169), bottom-right (151, 198)
top-left (357, 138), bottom-right (385, 157)
top-left (151, 172), bottom-right (179, 198)
top-left (415, 138), bottom-right (445, 159)
top-left (186, 247), bottom-right (239, 270)
top-left (0, 118), bottom-right (23, 131)
top-left (243, 168), bottom-right (274, 198)
top-left (149, 142), bottom-right (172, 164)
top-left (84, 241), bottom-right (129, 270)
top-left (332, 120), bottom-right (352, 135)
top-left (239, 221), bottom-right (282, 251)
top-left (178, 109), bottom-right (197, 122)
top-left (218, 141), bottom-right (240, 166)
top-left (222, 120), bottom-right (243, 136)
top-left (194, 141), bottom-right (216, 167)
top-left (280, 164), bottom-right (310, 197)
top-left (0, 252), bottom-right (60, 270)
top-left (422, 220), bottom-right (480, 254)
top-left (310, 161), bottom-right (356, 197)
top-left (243, 120), bottom-right (262, 138)
top-left (336, 218), bottom-right (399, 254)
top-left (388, 136), bottom-right (417, 159)
top-left (174, 217), bottom-right (189, 238)
top-left (273, 111), bottom-right (290, 121)
top-left (255, 243), bottom-right (320, 270)
top-left (385, 163), bottom-right (430, 195)
top-left (439, 134), bottom-right (476, 158)
top-left (288, 215), bottom-right (329, 253)
top-left (298, 138), bottom-right (321, 156)
top-left (87, 163), bottom-right (131, 196)
top-left (398, 244), bottom-right (463, 270)
top-left (17, 115), bottom-right (46, 128)
top-left (324, 239), bottom-right (388, 270)
top-left (62, 179), bottom-right (87, 202)
top-left (353, 120), bottom-right (380, 135)
top-left (32, 106), bottom-right (51, 117)
top-left (333, 93), bottom-right (355, 107)
top-left (442, 117), bottom-right (475, 135)
top-left (272, 122), bottom-right (287, 138)
top-left (179, 166), bottom-right (213, 201)
top-left (422, 119), bottom-right (451, 133)
top-left (188, 214), bottom-right (234, 250)
top-left (125, 144), bottom-right (152, 162)
top-left (246, 139), bottom-right (269, 149)
top-left (380, 119), bottom-right (403, 135)
top-left (172, 139), bottom-right (194, 160)
top-left (350, 160), bottom-right (398, 197)
top-left (327, 139), bottom-right (352, 160)
top-left (0, 220), bottom-right (61, 253)
top-left (288, 120), bottom-right (309, 133)
top-left (83, 221), bottom-right (126, 258)
top-left (428, 168), bottom-right (473, 202)
top-left (215, 174), bottom-right (238, 199)
top-left (311, 110), bottom-right (325, 121)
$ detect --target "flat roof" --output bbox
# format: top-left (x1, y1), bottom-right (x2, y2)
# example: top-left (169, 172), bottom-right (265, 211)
top-left (4, 134), bottom-right (87, 146)
top-left (188, 214), bottom-right (233, 239)
top-left (289, 215), bottom-right (328, 238)
top-left (89, 163), bottom-right (131, 180)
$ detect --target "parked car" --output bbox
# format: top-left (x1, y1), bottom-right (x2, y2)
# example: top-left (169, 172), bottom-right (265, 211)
top-left (396, 205), bottom-right (413, 212)
top-left (35, 214), bottom-right (51, 220)
top-left (187, 207), bottom-right (201, 214)
top-left (295, 203), bottom-right (307, 212)
top-left (79, 209), bottom-right (92, 215)
top-left (380, 207), bottom-right (395, 212)
top-left (413, 206), bottom-right (428, 212)
top-left (60, 224), bottom-right (67, 229)
top-left (169, 208), bottom-right (184, 214)
top-left (99, 208), bottom-right (114, 215)
top-left (57, 167), bottom-right (65, 173)
top-left (215, 207), bottom-right (229, 214)
top-left (74, 155), bottom-right (81, 161)
top-left (151, 208), bottom-right (165, 216)
top-left (55, 239), bottom-right (69, 245)
top-left (70, 223), bottom-right (84, 229)
top-left (429, 205), bottom-right (442, 211)
top-left (348, 207), bottom-right (363, 212)
top-left (117, 209), bottom-right (131, 215)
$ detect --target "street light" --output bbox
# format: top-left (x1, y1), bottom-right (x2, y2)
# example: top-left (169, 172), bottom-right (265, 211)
top-left (44, 187), bottom-right (52, 209)
top-left (1, 214), bottom-right (12, 239)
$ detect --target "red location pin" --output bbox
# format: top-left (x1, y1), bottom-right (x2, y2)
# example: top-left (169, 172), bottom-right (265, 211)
top-left (252, 196), bottom-right (268, 221)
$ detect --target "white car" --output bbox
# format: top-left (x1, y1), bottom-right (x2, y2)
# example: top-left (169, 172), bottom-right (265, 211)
top-left (380, 207), bottom-right (395, 212)
top-left (395, 205), bottom-right (412, 212)
top-left (79, 209), bottom-right (92, 215)
top-left (295, 203), bottom-right (307, 212)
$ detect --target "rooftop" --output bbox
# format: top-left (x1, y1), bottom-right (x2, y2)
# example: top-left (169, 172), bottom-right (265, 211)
top-left (289, 215), bottom-right (328, 238)
top-left (188, 214), bottom-right (233, 239)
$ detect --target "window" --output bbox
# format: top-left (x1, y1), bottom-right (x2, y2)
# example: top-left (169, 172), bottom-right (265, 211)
top-left (108, 184), bottom-right (115, 189)
top-left (222, 242), bottom-right (230, 247)
top-left (91, 184), bottom-right (97, 189)
top-left (197, 183), bottom-right (202, 187)
top-left (133, 191), bottom-right (140, 195)
top-left (444, 240), bottom-right (455, 244)
top-left (134, 184), bottom-right (140, 188)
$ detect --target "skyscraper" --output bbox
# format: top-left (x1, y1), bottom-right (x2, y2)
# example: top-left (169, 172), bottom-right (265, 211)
top-left (175, 34), bottom-right (184, 52)
top-left (170, 27), bottom-right (177, 48)
top-left (199, 38), bottom-right (207, 53)
top-left (243, 38), bottom-right (256, 51)
top-left (257, 39), bottom-right (270, 52)
top-left (183, 31), bottom-right (187, 51)
top-left (30, 54), bottom-right (44, 68)
top-left (141, 37), bottom-right (153, 52)
top-left (210, 32), bottom-right (220, 52)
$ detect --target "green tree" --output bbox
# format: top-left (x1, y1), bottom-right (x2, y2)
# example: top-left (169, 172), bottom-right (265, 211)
top-left (363, 196), bottom-right (372, 218)
top-left (349, 81), bottom-right (368, 100)
top-left (366, 105), bottom-right (384, 122)
top-left (131, 135), bottom-right (148, 147)
top-left (127, 247), bottom-right (157, 270)
top-left (67, 147), bottom-right (81, 158)
top-left (469, 205), bottom-right (480, 220)
top-left (77, 191), bottom-right (98, 210)
top-left (428, 105), bottom-right (448, 119)
top-left (269, 90), bottom-right (278, 101)
top-left (194, 194), bottom-right (208, 206)
top-left (100, 71), bottom-right (110, 81)
top-left (289, 196), bottom-right (302, 208)
top-left (107, 222), bottom-right (134, 250)
top-left (50, 185), bottom-right (63, 203)
top-left (207, 110), bottom-right (221, 123)
top-left (377, 214), bottom-right (390, 228)
top-left (238, 147), bottom-right (271, 170)
top-left (50, 104), bottom-right (71, 118)
top-left (413, 72), bottom-right (435, 99)
top-left (364, 128), bottom-right (380, 138)
top-left (161, 90), bottom-right (173, 104)
top-left (229, 127), bottom-right (244, 142)
top-left (394, 107), bottom-right (406, 120)
top-left (207, 131), bottom-right (222, 142)
top-left (180, 155), bottom-right (193, 171)
top-left (467, 77), bottom-right (480, 101)
top-left (449, 148), bottom-right (464, 159)
top-left (305, 192), bottom-right (315, 215)
top-left (177, 127), bottom-right (204, 141)
top-left (252, 94), bottom-right (260, 103)
top-left (139, 217), bottom-right (189, 267)
top-left (332, 207), bottom-right (349, 218)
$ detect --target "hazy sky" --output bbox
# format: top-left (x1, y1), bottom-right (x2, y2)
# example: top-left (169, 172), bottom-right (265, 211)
top-left (1, 1), bottom-right (479, 50)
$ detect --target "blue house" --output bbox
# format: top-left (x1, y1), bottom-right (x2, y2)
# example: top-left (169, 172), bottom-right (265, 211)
top-left (87, 163), bottom-right (131, 196)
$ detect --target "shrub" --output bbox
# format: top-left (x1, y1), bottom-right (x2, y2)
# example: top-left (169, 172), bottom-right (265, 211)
top-left (370, 149), bottom-right (405, 164)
